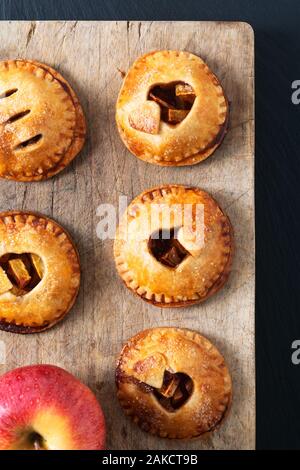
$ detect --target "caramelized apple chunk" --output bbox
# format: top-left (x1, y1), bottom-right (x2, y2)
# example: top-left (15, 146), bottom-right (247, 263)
top-left (0, 266), bottom-right (13, 294)
top-left (158, 372), bottom-right (180, 398)
top-left (153, 371), bottom-right (194, 411)
top-left (149, 91), bottom-right (174, 110)
top-left (175, 83), bottom-right (195, 98)
top-left (8, 259), bottom-right (31, 289)
top-left (166, 109), bottom-right (189, 124)
top-left (30, 253), bottom-right (44, 279)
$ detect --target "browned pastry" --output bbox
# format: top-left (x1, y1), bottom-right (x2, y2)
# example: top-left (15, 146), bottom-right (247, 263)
top-left (114, 185), bottom-right (233, 308)
top-left (116, 327), bottom-right (232, 439)
top-left (0, 211), bottom-right (80, 333)
top-left (0, 59), bottom-right (86, 181)
top-left (116, 50), bottom-right (229, 166)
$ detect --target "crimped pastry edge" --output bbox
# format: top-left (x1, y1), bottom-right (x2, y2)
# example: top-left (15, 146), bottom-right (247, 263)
top-left (0, 59), bottom-right (86, 182)
top-left (114, 184), bottom-right (234, 308)
top-left (116, 50), bottom-right (229, 166)
top-left (116, 327), bottom-right (233, 439)
top-left (0, 210), bottom-right (81, 334)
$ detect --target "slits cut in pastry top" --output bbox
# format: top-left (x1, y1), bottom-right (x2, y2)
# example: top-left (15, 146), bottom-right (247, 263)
top-left (116, 327), bottom-right (232, 439)
top-left (0, 59), bottom-right (86, 181)
top-left (116, 50), bottom-right (229, 166)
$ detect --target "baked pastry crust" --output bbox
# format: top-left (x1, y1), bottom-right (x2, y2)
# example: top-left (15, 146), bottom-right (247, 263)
top-left (0, 211), bottom-right (80, 333)
top-left (116, 50), bottom-right (228, 166)
top-left (116, 327), bottom-right (232, 439)
top-left (114, 185), bottom-right (233, 307)
top-left (0, 59), bottom-right (86, 181)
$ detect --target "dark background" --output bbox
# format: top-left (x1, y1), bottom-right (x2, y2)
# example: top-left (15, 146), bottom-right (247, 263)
top-left (1, 0), bottom-right (300, 450)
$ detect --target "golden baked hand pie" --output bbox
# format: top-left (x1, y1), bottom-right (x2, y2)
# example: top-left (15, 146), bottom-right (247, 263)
top-left (114, 185), bottom-right (233, 307)
top-left (0, 211), bottom-right (80, 333)
top-left (0, 59), bottom-right (86, 181)
top-left (116, 50), bottom-right (228, 166)
top-left (116, 327), bottom-right (232, 439)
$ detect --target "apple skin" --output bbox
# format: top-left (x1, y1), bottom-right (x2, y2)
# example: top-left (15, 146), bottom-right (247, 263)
top-left (0, 365), bottom-right (106, 450)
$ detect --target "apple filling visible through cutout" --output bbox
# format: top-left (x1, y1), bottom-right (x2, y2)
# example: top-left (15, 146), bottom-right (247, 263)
top-left (0, 253), bottom-right (44, 296)
top-left (153, 371), bottom-right (194, 412)
top-left (148, 82), bottom-right (196, 124)
top-left (129, 353), bottom-right (194, 412)
top-left (148, 228), bottom-right (190, 268)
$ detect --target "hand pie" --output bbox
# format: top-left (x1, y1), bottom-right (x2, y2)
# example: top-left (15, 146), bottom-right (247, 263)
top-left (0, 211), bottom-right (80, 333)
top-left (114, 185), bottom-right (233, 307)
top-left (116, 50), bottom-right (228, 166)
top-left (116, 327), bottom-right (232, 439)
top-left (0, 59), bottom-right (86, 181)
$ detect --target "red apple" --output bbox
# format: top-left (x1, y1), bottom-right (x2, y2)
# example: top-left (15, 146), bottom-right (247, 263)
top-left (0, 364), bottom-right (106, 450)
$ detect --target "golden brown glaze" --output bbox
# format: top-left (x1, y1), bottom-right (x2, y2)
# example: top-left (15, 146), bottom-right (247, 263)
top-left (116, 327), bottom-right (232, 439)
top-left (0, 59), bottom-right (86, 181)
top-left (0, 211), bottom-right (80, 333)
top-left (116, 50), bottom-right (228, 166)
top-left (114, 185), bottom-right (233, 308)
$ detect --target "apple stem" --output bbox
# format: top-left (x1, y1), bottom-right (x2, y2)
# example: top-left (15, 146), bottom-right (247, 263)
top-left (33, 440), bottom-right (44, 450)
top-left (31, 433), bottom-right (46, 450)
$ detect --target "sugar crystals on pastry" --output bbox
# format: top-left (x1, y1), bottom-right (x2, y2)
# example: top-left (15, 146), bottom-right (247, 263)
top-left (0, 211), bottom-right (80, 333)
top-left (116, 50), bottom-right (228, 166)
top-left (116, 327), bottom-right (232, 439)
top-left (0, 59), bottom-right (86, 181)
top-left (114, 185), bottom-right (233, 307)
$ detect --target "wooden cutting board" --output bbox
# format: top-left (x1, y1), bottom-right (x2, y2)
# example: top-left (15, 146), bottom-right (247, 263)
top-left (0, 21), bottom-right (255, 450)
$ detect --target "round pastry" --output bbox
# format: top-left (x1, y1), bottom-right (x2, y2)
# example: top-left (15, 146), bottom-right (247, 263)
top-left (0, 211), bottom-right (80, 333)
top-left (0, 59), bottom-right (86, 181)
top-left (116, 50), bottom-right (228, 166)
top-left (116, 327), bottom-right (232, 439)
top-left (114, 185), bottom-right (233, 308)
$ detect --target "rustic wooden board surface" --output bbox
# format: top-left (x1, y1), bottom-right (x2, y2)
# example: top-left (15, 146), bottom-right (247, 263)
top-left (0, 21), bottom-right (254, 450)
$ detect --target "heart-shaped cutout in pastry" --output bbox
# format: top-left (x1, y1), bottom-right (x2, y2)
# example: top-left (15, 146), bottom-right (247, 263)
top-left (0, 253), bottom-right (44, 296)
top-left (148, 81), bottom-right (195, 124)
top-left (116, 51), bottom-right (229, 166)
top-left (148, 228), bottom-right (190, 268)
top-left (153, 370), bottom-right (194, 412)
